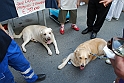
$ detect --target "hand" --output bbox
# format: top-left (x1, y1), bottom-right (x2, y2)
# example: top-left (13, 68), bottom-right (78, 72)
top-left (0, 24), bottom-right (13, 39)
top-left (110, 55), bottom-right (124, 80)
top-left (77, 3), bottom-right (80, 8)
top-left (99, 0), bottom-right (112, 7)
top-left (58, 3), bottom-right (61, 8)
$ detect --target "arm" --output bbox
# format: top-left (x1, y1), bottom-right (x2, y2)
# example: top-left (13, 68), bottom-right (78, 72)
top-left (99, 0), bottom-right (112, 7)
top-left (77, 0), bottom-right (80, 8)
top-left (57, 0), bottom-right (61, 8)
top-left (0, 24), bottom-right (13, 39)
top-left (0, 24), bottom-right (9, 34)
top-left (110, 55), bottom-right (124, 80)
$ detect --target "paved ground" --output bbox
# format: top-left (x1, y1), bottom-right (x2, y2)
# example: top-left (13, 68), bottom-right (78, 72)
top-left (8, 4), bottom-right (124, 83)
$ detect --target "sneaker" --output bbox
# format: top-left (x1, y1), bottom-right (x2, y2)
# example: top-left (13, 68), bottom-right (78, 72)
top-left (114, 18), bottom-right (119, 21)
top-left (113, 81), bottom-right (115, 83)
top-left (105, 18), bottom-right (111, 22)
top-left (105, 59), bottom-right (111, 65)
top-left (113, 17), bottom-right (119, 21)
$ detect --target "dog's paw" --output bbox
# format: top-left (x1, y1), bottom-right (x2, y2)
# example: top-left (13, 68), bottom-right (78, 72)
top-left (58, 65), bottom-right (63, 70)
top-left (105, 59), bottom-right (111, 65)
top-left (21, 46), bottom-right (26, 53)
top-left (22, 49), bottom-right (26, 53)
top-left (56, 50), bottom-right (60, 55)
top-left (48, 50), bottom-right (52, 55)
top-left (58, 64), bottom-right (64, 70)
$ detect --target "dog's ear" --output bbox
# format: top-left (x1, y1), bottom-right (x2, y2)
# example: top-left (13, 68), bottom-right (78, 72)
top-left (73, 50), bottom-right (80, 65)
top-left (40, 30), bottom-right (43, 34)
top-left (74, 50), bottom-right (79, 58)
top-left (48, 28), bottom-right (53, 32)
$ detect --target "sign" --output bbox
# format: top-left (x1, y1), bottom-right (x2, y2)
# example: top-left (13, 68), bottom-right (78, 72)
top-left (14, 0), bottom-right (45, 17)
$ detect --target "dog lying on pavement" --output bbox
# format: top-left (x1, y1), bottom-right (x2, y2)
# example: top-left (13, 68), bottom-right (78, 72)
top-left (13, 25), bottom-right (60, 55)
top-left (58, 38), bottom-right (107, 70)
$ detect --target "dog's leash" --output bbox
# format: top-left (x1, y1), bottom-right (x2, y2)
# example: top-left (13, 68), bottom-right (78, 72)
top-left (90, 53), bottom-right (108, 60)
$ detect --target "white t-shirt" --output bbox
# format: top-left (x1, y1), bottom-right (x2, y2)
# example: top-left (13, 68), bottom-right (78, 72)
top-left (60, 0), bottom-right (77, 10)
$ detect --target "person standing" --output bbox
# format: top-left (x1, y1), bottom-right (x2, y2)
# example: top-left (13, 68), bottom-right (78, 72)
top-left (104, 37), bottom-right (124, 83)
top-left (0, 24), bottom-right (46, 83)
top-left (57, 0), bottom-right (80, 35)
top-left (106, 0), bottom-right (124, 21)
top-left (81, 0), bottom-right (112, 39)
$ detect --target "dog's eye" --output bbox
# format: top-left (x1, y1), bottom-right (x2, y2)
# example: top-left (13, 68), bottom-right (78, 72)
top-left (79, 57), bottom-right (82, 59)
top-left (85, 58), bottom-right (87, 60)
top-left (44, 33), bottom-right (46, 35)
top-left (49, 32), bottom-right (51, 34)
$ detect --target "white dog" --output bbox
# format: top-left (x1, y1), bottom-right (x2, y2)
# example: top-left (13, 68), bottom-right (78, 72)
top-left (13, 25), bottom-right (59, 55)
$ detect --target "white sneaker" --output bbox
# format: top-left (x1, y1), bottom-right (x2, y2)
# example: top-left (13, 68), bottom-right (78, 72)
top-left (115, 18), bottom-right (119, 21)
top-left (105, 18), bottom-right (111, 22)
top-left (105, 59), bottom-right (111, 64)
top-left (113, 17), bottom-right (119, 21)
top-left (113, 81), bottom-right (115, 83)
top-left (80, 2), bottom-right (85, 6)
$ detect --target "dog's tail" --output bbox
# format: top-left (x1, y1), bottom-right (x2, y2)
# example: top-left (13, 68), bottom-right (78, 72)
top-left (13, 32), bottom-right (22, 38)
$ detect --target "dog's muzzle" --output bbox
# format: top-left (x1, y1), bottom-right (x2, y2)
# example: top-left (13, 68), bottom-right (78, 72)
top-left (45, 37), bottom-right (51, 41)
top-left (80, 64), bottom-right (84, 70)
top-left (45, 37), bottom-right (52, 44)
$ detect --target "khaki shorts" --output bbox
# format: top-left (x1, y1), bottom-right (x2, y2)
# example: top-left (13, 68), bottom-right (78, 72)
top-left (58, 9), bottom-right (77, 24)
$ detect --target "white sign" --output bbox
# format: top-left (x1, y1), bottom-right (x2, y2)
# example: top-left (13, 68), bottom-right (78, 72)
top-left (14, 0), bottom-right (45, 17)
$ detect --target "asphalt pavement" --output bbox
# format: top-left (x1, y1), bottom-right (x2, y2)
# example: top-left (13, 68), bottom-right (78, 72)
top-left (9, 4), bottom-right (124, 83)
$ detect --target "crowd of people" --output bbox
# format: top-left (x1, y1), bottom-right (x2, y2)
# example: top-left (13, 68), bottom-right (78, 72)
top-left (0, 0), bottom-right (124, 83)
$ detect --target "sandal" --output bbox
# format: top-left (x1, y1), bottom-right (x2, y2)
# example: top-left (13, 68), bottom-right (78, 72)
top-left (71, 24), bottom-right (80, 31)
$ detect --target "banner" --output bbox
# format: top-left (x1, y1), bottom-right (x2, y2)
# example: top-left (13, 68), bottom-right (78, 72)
top-left (14, 0), bottom-right (45, 17)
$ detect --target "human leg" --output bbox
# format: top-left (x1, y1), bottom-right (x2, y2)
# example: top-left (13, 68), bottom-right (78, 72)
top-left (82, 0), bottom-right (97, 35)
top-left (93, 1), bottom-right (111, 33)
top-left (1, 69), bottom-right (15, 83)
top-left (113, 0), bottom-right (124, 20)
top-left (0, 55), bottom-right (15, 83)
top-left (87, 0), bottom-right (97, 31)
top-left (82, 0), bottom-right (96, 34)
top-left (106, 0), bottom-right (118, 21)
top-left (90, 0), bottom-right (111, 38)
top-left (7, 40), bottom-right (45, 83)
top-left (69, 10), bottom-right (79, 31)
top-left (58, 10), bottom-right (68, 34)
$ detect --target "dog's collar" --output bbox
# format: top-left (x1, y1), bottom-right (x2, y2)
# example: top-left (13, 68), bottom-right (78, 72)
top-left (90, 53), bottom-right (108, 59)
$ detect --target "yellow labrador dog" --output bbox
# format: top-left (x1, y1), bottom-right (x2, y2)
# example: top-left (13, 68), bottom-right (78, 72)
top-left (58, 38), bottom-right (107, 70)
top-left (14, 25), bottom-right (59, 55)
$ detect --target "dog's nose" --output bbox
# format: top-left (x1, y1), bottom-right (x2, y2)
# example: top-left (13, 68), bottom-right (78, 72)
top-left (47, 37), bottom-right (50, 40)
top-left (81, 65), bottom-right (84, 67)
